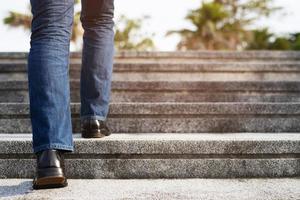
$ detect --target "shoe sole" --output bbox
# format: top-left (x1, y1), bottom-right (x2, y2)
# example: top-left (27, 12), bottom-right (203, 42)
top-left (33, 176), bottom-right (67, 190)
top-left (81, 130), bottom-right (109, 138)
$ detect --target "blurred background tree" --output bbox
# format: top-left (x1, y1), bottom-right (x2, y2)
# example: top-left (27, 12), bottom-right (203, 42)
top-left (4, 0), bottom-right (83, 47)
top-left (166, 0), bottom-right (300, 51)
top-left (3, 1), bottom-right (155, 51)
top-left (247, 28), bottom-right (300, 50)
top-left (3, 0), bottom-right (299, 51)
top-left (114, 15), bottom-right (155, 51)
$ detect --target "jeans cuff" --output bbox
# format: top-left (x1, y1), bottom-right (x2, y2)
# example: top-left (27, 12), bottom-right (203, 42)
top-left (33, 143), bottom-right (74, 154)
top-left (80, 115), bottom-right (107, 121)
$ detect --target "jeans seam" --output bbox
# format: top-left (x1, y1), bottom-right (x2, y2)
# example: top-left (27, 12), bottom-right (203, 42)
top-left (33, 143), bottom-right (74, 153)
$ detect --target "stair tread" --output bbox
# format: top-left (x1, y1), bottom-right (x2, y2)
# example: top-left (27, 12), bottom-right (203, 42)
top-left (2, 61), bottom-right (300, 72)
top-left (1, 50), bottom-right (300, 59)
top-left (2, 102), bottom-right (300, 115)
top-left (1, 133), bottom-right (299, 155)
top-left (2, 80), bottom-right (300, 91)
top-left (1, 178), bottom-right (299, 200)
top-left (2, 132), bottom-right (300, 141)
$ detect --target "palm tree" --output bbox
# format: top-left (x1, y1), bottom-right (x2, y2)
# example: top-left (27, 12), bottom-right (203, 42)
top-left (3, 2), bottom-right (155, 51)
top-left (167, 0), bottom-right (280, 50)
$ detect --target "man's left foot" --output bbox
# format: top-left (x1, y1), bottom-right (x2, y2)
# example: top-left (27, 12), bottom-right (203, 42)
top-left (81, 119), bottom-right (111, 138)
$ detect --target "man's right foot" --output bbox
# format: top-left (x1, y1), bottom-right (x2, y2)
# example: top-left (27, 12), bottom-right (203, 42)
top-left (32, 149), bottom-right (67, 190)
top-left (81, 119), bottom-right (111, 138)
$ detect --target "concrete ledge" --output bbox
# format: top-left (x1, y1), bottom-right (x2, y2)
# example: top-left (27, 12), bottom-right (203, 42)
top-left (2, 62), bottom-right (300, 73)
top-left (0, 133), bottom-right (299, 154)
top-left (1, 51), bottom-right (300, 60)
top-left (0, 134), bottom-right (299, 178)
top-left (1, 103), bottom-right (300, 133)
top-left (1, 158), bottom-right (299, 178)
top-left (2, 91), bottom-right (300, 103)
top-left (2, 81), bottom-right (300, 103)
top-left (2, 102), bottom-right (300, 116)
top-left (2, 62), bottom-right (300, 81)
top-left (0, 179), bottom-right (299, 200)
top-left (2, 80), bottom-right (300, 91)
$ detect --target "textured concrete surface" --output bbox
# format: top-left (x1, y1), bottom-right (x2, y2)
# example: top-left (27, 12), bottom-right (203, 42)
top-left (0, 178), bottom-right (299, 200)
top-left (1, 103), bottom-right (300, 133)
top-left (2, 80), bottom-right (300, 103)
top-left (1, 50), bottom-right (300, 59)
top-left (1, 133), bottom-right (299, 154)
top-left (2, 61), bottom-right (300, 72)
top-left (3, 61), bottom-right (300, 81)
top-left (4, 90), bottom-right (300, 103)
top-left (0, 134), bottom-right (299, 178)
top-left (2, 158), bottom-right (299, 179)
top-left (3, 80), bottom-right (300, 91)
top-left (4, 72), bottom-right (300, 81)
top-left (3, 102), bottom-right (300, 115)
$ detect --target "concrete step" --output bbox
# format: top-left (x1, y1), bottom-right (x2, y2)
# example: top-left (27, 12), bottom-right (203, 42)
top-left (0, 133), bottom-right (299, 178)
top-left (1, 178), bottom-right (299, 200)
top-left (1, 80), bottom-right (300, 103)
top-left (1, 103), bottom-right (300, 133)
top-left (1, 61), bottom-right (300, 81)
top-left (1, 51), bottom-right (300, 61)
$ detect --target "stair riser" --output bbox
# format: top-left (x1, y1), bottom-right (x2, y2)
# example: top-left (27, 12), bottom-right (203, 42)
top-left (1, 117), bottom-right (300, 133)
top-left (1, 133), bottom-right (298, 178)
top-left (1, 103), bottom-right (300, 133)
top-left (1, 159), bottom-right (299, 178)
top-left (2, 91), bottom-right (300, 103)
top-left (2, 72), bottom-right (300, 82)
top-left (2, 81), bottom-right (300, 102)
top-left (1, 51), bottom-right (300, 60)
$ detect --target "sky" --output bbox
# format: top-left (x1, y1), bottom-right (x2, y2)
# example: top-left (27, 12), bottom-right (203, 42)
top-left (0, 0), bottom-right (300, 52)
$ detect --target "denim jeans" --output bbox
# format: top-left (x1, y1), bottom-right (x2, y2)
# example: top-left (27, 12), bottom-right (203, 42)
top-left (28, 0), bottom-right (115, 153)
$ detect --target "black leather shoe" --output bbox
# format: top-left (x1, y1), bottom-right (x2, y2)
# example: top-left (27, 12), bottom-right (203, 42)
top-left (81, 119), bottom-right (111, 138)
top-left (32, 149), bottom-right (67, 190)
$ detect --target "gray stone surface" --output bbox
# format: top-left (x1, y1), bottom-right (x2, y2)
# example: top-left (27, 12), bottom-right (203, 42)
top-left (5, 71), bottom-right (300, 81)
top-left (2, 102), bottom-right (300, 115)
top-left (0, 103), bottom-right (299, 133)
top-left (3, 61), bottom-right (300, 81)
top-left (1, 133), bottom-right (299, 154)
top-left (4, 90), bottom-right (300, 103)
top-left (0, 134), bottom-right (299, 178)
top-left (1, 158), bottom-right (299, 179)
top-left (4, 80), bottom-right (300, 91)
top-left (1, 50), bottom-right (300, 60)
top-left (2, 80), bottom-right (300, 103)
top-left (3, 61), bottom-right (300, 72)
top-left (0, 179), bottom-right (299, 200)
top-left (1, 103), bottom-right (300, 133)
top-left (2, 52), bottom-right (300, 81)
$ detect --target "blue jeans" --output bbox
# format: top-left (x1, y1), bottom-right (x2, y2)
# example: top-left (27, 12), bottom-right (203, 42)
top-left (28, 0), bottom-right (115, 153)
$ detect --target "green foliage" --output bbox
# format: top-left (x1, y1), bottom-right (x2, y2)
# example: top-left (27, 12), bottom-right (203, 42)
top-left (168, 0), bottom-right (282, 50)
top-left (247, 28), bottom-right (273, 50)
top-left (114, 15), bottom-right (155, 51)
top-left (4, 11), bottom-right (31, 29)
top-left (290, 33), bottom-right (300, 50)
top-left (247, 29), bottom-right (300, 50)
top-left (270, 37), bottom-right (291, 50)
top-left (3, 3), bottom-right (82, 44)
top-left (3, 2), bottom-right (155, 51)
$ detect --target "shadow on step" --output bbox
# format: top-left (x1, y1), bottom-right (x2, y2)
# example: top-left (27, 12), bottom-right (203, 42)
top-left (0, 180), bottom-right (32, 198)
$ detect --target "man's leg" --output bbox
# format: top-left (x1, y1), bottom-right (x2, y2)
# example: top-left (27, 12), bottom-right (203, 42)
top-left (28, 0), bottom-right (74, 153)
top-left (80, 0), bottom-right (115, 138)
top-left (28, 0), bottom-right (74, 189)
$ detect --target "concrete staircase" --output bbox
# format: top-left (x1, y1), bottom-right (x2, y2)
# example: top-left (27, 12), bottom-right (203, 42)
top-left (0, 51), bottom-right (300, 179)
